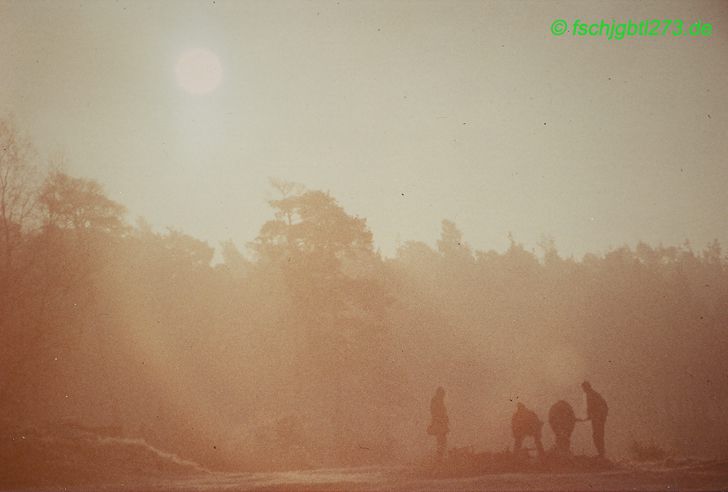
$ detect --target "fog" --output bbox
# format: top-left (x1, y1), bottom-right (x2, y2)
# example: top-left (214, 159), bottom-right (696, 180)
top-left (2, 117), bottom-right (728, 486)
top-left (2, 1), bottom-right (728, 489)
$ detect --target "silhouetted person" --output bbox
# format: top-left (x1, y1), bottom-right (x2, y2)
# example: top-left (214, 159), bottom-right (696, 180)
top-left (548, 400), bottom-right (577, 454)
top-left (581, 381), bottom-right (608, 458)
top-left (427, 386), bottom-right (449, 462)
top-left (511, 402), bottom-right (544, 458)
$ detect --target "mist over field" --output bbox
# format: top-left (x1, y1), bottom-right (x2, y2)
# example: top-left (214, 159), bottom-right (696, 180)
top-left (2, 0), bottom-right (728, 490)
top-left (2, 116), bottom-right (728, 489)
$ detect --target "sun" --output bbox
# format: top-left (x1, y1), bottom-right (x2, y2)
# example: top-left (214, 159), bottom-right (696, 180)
top-left (175, 49), bottom-right (223, 95)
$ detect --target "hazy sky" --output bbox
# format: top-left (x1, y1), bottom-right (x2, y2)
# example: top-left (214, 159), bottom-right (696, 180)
top-left (2, 0), bottom-right (727, 259)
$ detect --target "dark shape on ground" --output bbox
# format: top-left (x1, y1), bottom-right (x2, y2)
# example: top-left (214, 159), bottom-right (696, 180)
top-left (549, 400), bottom-right (577, 454)
top-left (630, 440), bottom-right (668, 462)
top-left (424, 446), bottom-right (617, 478)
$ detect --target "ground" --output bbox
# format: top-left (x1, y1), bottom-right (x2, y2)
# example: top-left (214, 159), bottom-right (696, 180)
top-left (15, 463), bottom-right (728, 491)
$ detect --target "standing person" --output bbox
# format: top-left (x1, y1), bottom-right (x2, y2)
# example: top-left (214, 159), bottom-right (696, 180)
top-left (581, 381), bottom-right (608, 458)
top-left (427, 386), bottom-right (449, 462)
top-left (511, 402), bottom-right (545, 458)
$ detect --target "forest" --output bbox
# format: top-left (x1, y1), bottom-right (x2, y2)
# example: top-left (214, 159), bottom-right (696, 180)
top-left (1, 117), bottom-right (727, 474)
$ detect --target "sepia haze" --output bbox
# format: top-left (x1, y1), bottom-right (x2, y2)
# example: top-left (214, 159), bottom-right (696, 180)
top-left (1, 0), bottom-right (727, 258)
top-left (2, 0), bottom-right (728, 489)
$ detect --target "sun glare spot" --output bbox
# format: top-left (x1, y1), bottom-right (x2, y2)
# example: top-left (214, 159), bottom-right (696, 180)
top-left (175, 49), bottom-right (223, 95)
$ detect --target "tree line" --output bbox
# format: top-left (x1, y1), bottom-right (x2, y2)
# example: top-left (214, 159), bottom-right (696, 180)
top-left (1, 118), bottom-right (727, 470)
